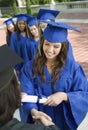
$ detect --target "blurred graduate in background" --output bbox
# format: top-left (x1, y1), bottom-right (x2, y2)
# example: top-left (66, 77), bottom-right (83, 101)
top-left (25, 16), bottom-right (39, 60)
top-left (4, 18), bottom-right (16, 46)
top-left (10, 14), bottom-right (30, 80)
top-left (37, 8), bottom-right (60, 32)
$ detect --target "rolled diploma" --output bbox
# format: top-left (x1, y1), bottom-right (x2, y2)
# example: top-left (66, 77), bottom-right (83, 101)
top-left (21, 95), bottom-right (48, 103)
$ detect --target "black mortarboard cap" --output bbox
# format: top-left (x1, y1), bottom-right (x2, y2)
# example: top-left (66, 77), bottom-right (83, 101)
top-left (0, 44), bottom-right (23, 89)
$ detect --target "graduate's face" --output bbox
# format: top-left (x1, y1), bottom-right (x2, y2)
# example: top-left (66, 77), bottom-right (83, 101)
top-left (40, 22), bottom-right (47, 32)
top-left (7, 24), bottom-right (14, 33)
top-left (17, 21), bottom-right (26, 32)
top-left (43, 40), bottom-right (62, 60)
top-left (29, 25), bottom-right (39, 37)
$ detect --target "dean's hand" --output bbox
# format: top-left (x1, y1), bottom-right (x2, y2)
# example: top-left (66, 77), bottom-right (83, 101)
top-left (31, 109), bottom-right (52, 124)
top-left (44, 92), bottom-right (68, 107)
top-left (32, 115), bottom-right (55, 126)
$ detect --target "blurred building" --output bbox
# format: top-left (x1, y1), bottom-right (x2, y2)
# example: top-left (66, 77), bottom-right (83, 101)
top-left (17, 0), bottom-right (26, 7)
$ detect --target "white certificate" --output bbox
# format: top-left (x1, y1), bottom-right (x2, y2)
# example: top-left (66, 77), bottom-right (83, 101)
top-left (21, 95), bottom-right (48, 104)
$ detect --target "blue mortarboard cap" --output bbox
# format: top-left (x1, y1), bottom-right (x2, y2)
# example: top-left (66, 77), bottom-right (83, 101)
top-left (37, 9), bottom-right (60, 21)
top-left (4, 18), bottom-right (14, 26)
top-left (14, 14), bottom-right (29, 22)
top-left (27, 16), bottom-right (38, 26)
top-left (43, 22), bottom-right (80, 43)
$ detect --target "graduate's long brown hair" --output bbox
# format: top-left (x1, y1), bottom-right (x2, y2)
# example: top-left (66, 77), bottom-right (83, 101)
top-left (16, 21), bottom-right (29, 41)
top-left (6, 23), bottom-right (16, 46)
top-left (0, 73), bottom-right (21, 125)
top-left (32, 37), bottom-right (68, 89)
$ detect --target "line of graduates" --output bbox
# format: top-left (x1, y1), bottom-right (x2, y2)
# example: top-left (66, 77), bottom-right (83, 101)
top-left (3, 9), bottom-right (61, 79)
top-left (3, 9), bottom-right (74, 80)
top-left (2, 8), bottom-right (88, 130)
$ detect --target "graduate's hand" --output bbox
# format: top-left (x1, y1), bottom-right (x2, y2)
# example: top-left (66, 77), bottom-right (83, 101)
top-left (32, 115), bottom-right (55, 126)
top-left (31, 109), bottom-right (52, 124)
top-left (44, 92), bottom-right (68, 106)
top-left (21, 92), bottom-right (28, 105)
top-left (21, 92), bottom-right (27, 99)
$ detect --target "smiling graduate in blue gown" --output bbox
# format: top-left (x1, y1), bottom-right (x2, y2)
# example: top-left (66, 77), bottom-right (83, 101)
top-left (10, 14), bottom-right (30, 78)
top-left (4, 18), bottom-right (16, 46)
top-left (20, 22), bottom-right (88, 130)
top-left (25, 16), bottom-right (39, 60)
top-left (37, 9), bottom-right (75, 61)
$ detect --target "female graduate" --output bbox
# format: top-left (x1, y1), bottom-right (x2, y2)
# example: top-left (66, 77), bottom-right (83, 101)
top-left (0, 45), bottom-right (60, 130)
top-left (25, 16), bottom-right (39, 60)
top-left (37, 9), bottom-right (75, 61)
top-left (4, 18), bottom-right (16, 46)
top-left (37, 8), bottom-right (60, 32)
top-left (10, 14), bottom-right (30, 79)
top-left (20, 22), bottom-right (88, 130)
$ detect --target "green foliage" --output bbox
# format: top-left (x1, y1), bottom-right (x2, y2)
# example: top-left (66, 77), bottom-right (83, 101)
top-left (55, 0), bottom-right (71, 2)
top-left (30, 0), bottom-right (39, 5)
top-left (31, 12), bottom-right (38, 16)
top-left (1, 14), bottom-right (13, 18)
top-left (45, 0), bottom-right (51, 4)
top-left (39, 0), bottom-right (51, 4)
top-left (26, 0), bottom-right (31, 14)
top-left (0, 0), bottom-right (13, 7)
top-left (30, 0), bottom-right (51, 5)
top-left (12, 0), bottom-right (18, 15)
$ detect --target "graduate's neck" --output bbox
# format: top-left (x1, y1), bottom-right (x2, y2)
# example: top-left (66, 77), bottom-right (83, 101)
top-left (46, 58), bottom-right (57, 68)
top-left (21, 31), bottom-right (26, 37)
top-left (46, 58), bottom-right (57, 64)
top-left (34, 35), bottom-right (39, 41)
top-left (46, 59), bottom-right (56, 74)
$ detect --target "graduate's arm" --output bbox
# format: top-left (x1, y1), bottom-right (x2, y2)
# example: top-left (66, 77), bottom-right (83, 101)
top-left (10, 33), bottom-right (17, 52)
top-left (20, 62), bottom-right (38, 114)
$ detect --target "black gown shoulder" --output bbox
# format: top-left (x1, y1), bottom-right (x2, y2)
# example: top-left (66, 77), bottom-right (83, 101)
top-left (0, 118), bottom-right (60, 130)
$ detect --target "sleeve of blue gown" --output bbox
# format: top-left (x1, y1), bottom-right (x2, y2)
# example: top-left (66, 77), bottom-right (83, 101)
top-left (63, 65), bottom-right (88, 128)
top-left (10, 33), bottom-right (17, 52)
top-left (26, 39), bottom-right (38, 60)
top-left (27, 40), bottom-right (34, 60)
top-left (20, 62), bottom-right (38, 115)
top-left (10, 33), bottom-right (23, 71)
top-left (30, 41), bottom-right (38, 60)
top-left (20, 38), bottom-right (30, 63)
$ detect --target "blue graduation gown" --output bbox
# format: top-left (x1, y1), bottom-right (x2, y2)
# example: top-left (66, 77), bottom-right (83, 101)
top-left (10, 32), bottom-right (29, 77)
top-left (20, 58), bottom-right (88, 130)
top-left (26, 38), bottom-right (39, 60)
top-left (66, 40), bottom-right (74, 60)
